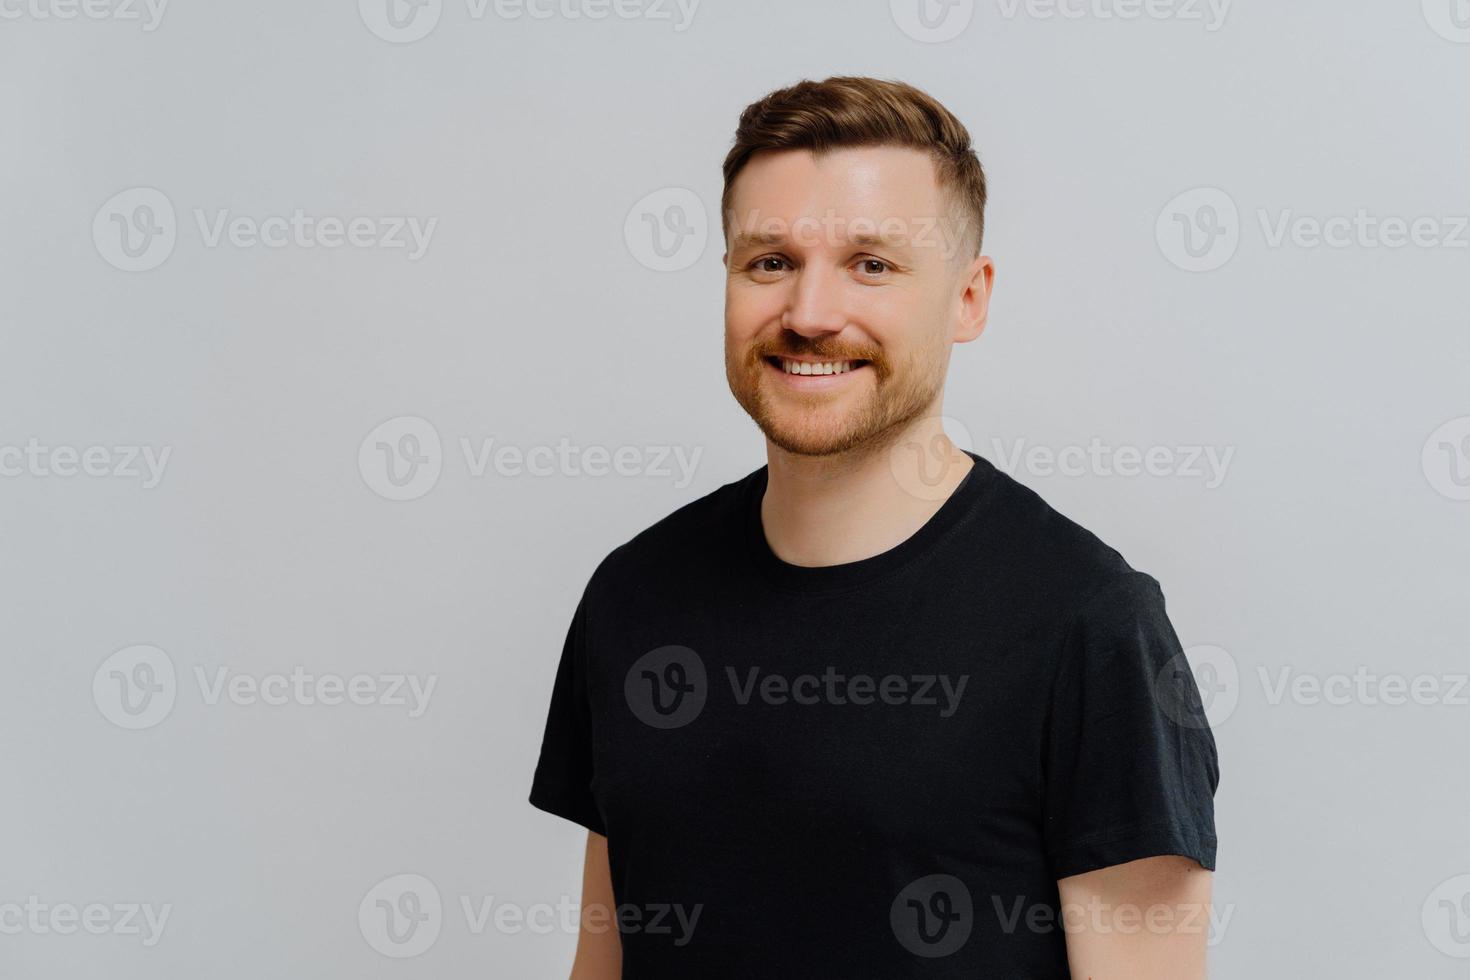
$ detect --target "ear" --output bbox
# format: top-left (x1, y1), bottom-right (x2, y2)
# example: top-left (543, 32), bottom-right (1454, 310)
top-left (953, 255), bottom-right (995, 344)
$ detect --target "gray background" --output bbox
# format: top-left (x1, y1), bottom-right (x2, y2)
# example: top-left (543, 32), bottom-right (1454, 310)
top-left (3, 0), bottom-right (1468, 976)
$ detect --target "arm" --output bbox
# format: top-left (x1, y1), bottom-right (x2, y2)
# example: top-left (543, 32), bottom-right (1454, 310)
top-left (569, 831), bottom-right (622, 979)
top-left (1057, 855), bottom-right (1212, 980)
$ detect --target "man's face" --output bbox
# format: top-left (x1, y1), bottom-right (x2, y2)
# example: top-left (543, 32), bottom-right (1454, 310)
top-left (723, 145), bottom-right (990, 458)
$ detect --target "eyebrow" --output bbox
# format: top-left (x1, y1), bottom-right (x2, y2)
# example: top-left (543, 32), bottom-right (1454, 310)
top-left (727, 228), bottom-right (914, 252)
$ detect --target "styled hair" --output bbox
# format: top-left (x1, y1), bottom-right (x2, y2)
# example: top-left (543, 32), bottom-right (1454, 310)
top-left (721, 76), bottom-right (987, 259)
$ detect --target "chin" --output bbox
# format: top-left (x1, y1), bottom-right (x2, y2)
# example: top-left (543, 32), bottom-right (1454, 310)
top-left (759, 414), bottom-right (873, 457)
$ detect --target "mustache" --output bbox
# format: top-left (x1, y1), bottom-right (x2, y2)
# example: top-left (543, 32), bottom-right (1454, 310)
top-left (750, 338), bottom-right (884, 363)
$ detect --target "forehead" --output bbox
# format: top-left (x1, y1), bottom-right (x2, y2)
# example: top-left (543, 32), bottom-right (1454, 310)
top-left (726, 145), bottom-right (943, 235)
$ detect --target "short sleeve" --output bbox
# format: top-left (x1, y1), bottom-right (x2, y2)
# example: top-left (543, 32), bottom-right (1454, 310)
top-left (1041, 572), bottom-right (1219, 880)
top-left (528, 589), bottom-right (606, 836)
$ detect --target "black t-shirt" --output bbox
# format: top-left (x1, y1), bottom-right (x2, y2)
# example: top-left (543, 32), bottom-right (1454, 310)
top-left (529, 451), bottom-right (1219, 978)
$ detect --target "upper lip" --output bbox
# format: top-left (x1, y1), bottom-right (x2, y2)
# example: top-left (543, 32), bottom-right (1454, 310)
top-left (770, 355), bottom-right (866, 363)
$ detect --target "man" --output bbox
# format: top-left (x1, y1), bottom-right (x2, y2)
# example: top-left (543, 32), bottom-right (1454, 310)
top-left (530, 75), bottom-right (1219, 979)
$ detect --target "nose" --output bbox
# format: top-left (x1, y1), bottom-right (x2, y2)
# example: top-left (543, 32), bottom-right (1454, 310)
top-left (782, 263), bottom-right (848, 338)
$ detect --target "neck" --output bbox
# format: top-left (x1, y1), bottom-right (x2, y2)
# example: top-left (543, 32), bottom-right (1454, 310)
top-left (760, 413), bottom-right (974, 568)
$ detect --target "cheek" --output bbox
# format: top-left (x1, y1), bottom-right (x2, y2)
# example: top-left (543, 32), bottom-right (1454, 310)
top-left (724, 284), bottom-right (785, 339)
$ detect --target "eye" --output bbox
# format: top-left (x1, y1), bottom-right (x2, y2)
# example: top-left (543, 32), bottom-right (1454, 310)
top-left (748, 255), bottom-right (790, 275)
top-left (856, 257), bottom-right (891, 277)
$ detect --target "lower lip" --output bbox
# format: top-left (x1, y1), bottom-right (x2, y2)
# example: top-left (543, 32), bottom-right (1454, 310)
top-left (763, 358), bottom-right (871, 390)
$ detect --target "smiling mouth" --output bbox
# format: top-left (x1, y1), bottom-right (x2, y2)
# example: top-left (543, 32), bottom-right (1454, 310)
top-left (765, 356), bottom-right (871, 376)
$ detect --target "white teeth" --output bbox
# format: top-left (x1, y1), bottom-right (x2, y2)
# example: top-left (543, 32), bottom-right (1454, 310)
top-left (780, 359), bottom-right (858, 375)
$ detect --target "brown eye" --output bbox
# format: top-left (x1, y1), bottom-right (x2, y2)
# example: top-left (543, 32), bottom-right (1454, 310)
top-left (859, 258), bottom-right (890, 276)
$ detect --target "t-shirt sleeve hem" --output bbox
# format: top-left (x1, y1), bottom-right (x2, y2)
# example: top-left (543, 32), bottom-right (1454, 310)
top-left (528, 778), bottom-right (606, 837)
top-left (1047, 818), bottom-right (1217, 880)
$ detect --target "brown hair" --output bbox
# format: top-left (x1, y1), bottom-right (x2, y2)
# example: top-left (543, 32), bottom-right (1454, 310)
top-left (721, 76), bottom-right (987, 260)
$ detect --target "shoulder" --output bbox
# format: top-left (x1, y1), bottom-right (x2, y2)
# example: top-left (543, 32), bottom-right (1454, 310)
top-left (971, 458), bottom-right (1168, 618)
top-left (581, 462), bottom-right (764, 597)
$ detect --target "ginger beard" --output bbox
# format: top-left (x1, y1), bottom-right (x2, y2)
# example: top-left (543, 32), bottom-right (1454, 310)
top-left (724, 330), bottom-right (949, 458)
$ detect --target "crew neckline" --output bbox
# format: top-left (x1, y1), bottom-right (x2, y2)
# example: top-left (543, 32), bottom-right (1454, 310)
top-left (743, 449), bottom-right (996, 595)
